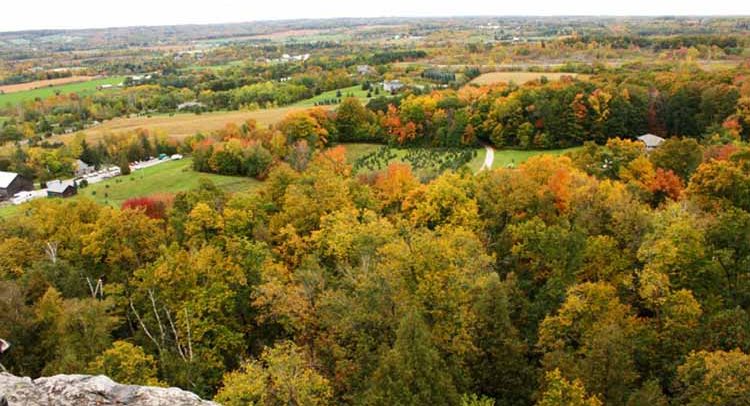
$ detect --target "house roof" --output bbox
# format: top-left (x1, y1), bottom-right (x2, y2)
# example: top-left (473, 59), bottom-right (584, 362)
top-left (0, 171), bottom-right (19, 189)
top-left (47, 179), bottom-right (76, 194)
top-left (637, 133), bottom-right (665, 148)
top-left (77, 159), bottom-right (91, 169)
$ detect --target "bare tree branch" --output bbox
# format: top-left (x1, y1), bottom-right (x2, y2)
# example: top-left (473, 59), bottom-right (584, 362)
top-left (164, 306), bottom-right (186, 361)
top-left (147, 289), bottom-right (166, 343)
top-left (129, 300), bottom-right (161, 352)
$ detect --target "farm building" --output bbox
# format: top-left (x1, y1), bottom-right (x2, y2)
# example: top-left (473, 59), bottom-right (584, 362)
top-left (0, 171), bottom-right (33, 201)
top-left (47, 179), bottom-right (77, 198)
top-left (357, 65), bottom-right (372, 75)
top-left (75, 159), bottom-right (95, 177)
top-left (637, 134), bottom-right (665, 151)
top-left (383, 80), bottom-right (404, 93)
top-left (177, 101), bottom-right (207, 111)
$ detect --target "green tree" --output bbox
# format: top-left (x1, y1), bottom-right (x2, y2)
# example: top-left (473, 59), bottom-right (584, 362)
top-left (537, 369), bottom-right (602, 406)
top-left (538, 282), bottom-right (641, 405)
top-left (88, 341), bottom-right (162, 386)
top-left (364, 310), bottom-right (460, 406)
top-left (215, 341), bottom-right (332, 406)
top-left (649, 138), bottom-right (703, 181)
top-left (675, 349), bottom-right (750, 405)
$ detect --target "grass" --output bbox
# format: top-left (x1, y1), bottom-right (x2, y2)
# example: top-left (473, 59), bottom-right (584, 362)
top-left (0, 158), bottom-right (261, 218)
top-left (81, 158), bottom-right (261, 207)
top-left (340, 142), bottom-right (382, 163)
top-left (488, 147), bottom-right (581, 169)
top-left (0, 76), bottom-right (125, 107)
top-left (0, 203), bottom-right (21, 218)
top-left (73, 106), bottom-right (326, 144)
top-left (292, 85), bottom-right (370, 107)
top-left (342, 143), bottom-right (581, 173)
top-left (470, 72), bottom-right (585, 85)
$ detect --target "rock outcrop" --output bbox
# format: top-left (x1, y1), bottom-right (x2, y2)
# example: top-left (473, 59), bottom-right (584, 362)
top-left (0, 373), bottom-right (218, 405)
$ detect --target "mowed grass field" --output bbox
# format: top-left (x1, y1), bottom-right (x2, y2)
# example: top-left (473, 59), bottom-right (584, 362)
top-left (74, 106), bottom-right (330, 143)
top-left (292, 85), bottom-right (370, 107)
top-left (0, 76), bottom-right (125, 107)
top-left (0, 76), bottom-right (96, 94)
top-left (485, 147), bottom-right (581, 169)
top-left (0, 158), bottom-right (261, 218)
top-left (470, 72), bottom-right (585, 85)
top-left (81, 158), bottom-right (261, 207)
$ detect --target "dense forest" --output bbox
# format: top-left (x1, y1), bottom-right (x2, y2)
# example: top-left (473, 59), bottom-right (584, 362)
top-left (2, 134), bottom-right (750, 404)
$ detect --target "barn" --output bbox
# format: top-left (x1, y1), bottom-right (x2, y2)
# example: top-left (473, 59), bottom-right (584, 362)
top-left (46, 179), bottom-right (78, 198)
top-left (0, 171), bottom-right (33, 201)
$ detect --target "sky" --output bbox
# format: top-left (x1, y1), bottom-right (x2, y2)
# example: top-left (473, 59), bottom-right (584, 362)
top-left (1, 0), bottom-right (748, 32)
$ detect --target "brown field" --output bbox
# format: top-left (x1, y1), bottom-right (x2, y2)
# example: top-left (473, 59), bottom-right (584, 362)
top-left (248, 29), bottom-right (324, 40)
top-left (72, 106), bottom-right (328, 143)
top-left (0, 76), bottom-right (96, 94)
top-left (470, 71), bottom-right (585, 85)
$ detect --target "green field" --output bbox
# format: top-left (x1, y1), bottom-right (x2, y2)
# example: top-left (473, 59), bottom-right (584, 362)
top-left (475, 147), bottom-right (581, 170)
top-left (344, 143), bottom-right (580, 173)
top-left (0, 158), bottom-right (261, 218)
top-left (81, 158), bottom-right (261, 207)
top-left (293, 85), bottom-right (370, 107)
top-left (0, 76), bottom-right (125, 107)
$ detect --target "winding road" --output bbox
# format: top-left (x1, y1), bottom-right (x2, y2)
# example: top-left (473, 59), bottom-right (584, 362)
top-left (478, 144), bottom-right (495, 172)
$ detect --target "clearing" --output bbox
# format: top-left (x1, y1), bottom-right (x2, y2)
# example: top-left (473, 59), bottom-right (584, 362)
top-left (80, 158), bottom-right (260, 207)
top-left (470, 72), bottom-right (585, 85)
top-left (0, 76), bottom-right (125, 107)
top-left (0, 158), bottom-right (260, 218)
top-left (73, 106), bottom-right (327, 143)
top-left (292, 85), bottom-right (370, 107)
top-left (344, 143), bottom-right (580, 173)
top-left (468, 146), bottom-right (581, 169)
top-left (0, 76), bottom-right (97, 94)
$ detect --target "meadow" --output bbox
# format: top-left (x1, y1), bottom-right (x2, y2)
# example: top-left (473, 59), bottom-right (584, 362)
top-left (0, 76), bottom-right (125, 107)
top-left (0, 76), bottom-right (96, 94)
top-left (483, 146), bottom-right (580, 169)
top-left (291, 85), bottom-right (370, 107)
top-left (470, 71), bottom-right (584, 85)
top-left (81, 158), bottom-right (260, 207)
top-left (0, 158), bottom-right (260, 218)
top-left (74, 106), bottom-right (326, 143)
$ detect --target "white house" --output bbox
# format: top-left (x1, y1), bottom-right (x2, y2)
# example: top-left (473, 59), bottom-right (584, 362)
top-left (637, 134), bottom-right (665, 151)
top-left (75, 159), bottom-right (95, 177)
top-left (383, 80), bottom-right (404, 93)
top-left (357, 65), bottom-right (372, 75)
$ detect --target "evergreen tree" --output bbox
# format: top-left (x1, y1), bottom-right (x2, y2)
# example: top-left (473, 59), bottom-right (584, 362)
top-left (364, 309), bottom-right (460, 406)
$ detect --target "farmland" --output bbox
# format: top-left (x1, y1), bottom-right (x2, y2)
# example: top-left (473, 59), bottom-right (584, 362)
top-left (74, 105), bottom-right (328, 143)
top-left (341, 142), bottom-right (578, 174)
top-left (0, 76), bottom-right (96, 94)
top-left (80, 158), bottom-right (261, 207)
top-left (0, 76), bottom-right (124, 106)
top-left (470, 71), bottom-right (585, 85)
top-left (292, 85), bottom-right (370, 107)
top-left (0, 157), bottom-right (261, 218)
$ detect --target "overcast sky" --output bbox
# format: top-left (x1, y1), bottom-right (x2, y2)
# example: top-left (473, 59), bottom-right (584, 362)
top-left (1, 0), bottom-right (748, 32)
